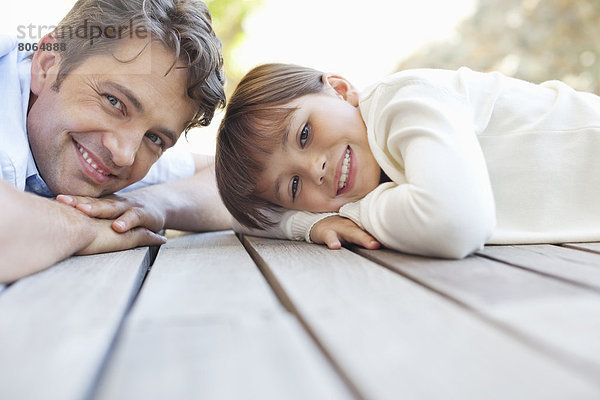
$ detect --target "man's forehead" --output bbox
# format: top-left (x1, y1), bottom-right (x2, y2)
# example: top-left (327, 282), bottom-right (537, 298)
top-left (110, 38), bottom-right (181, 75)
top-left (69, 37), bottom-right (185, 80)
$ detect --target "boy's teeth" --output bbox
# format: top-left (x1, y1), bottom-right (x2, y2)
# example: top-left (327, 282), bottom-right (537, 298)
top-left (338, 148), bottom-right (351, 190)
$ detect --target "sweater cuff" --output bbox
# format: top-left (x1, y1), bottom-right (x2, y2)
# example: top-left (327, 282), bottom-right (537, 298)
top-left (339, 201), bottom-right (363, 229)
top-left (283, 211), bottom-right (338, 242)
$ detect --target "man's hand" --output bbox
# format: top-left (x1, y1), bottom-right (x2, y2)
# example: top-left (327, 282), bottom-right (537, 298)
top-left (58, 163), bottom-right (232, 234)
top-left (77, 217), bottom-right (166, 255)
top-left (310, 215), bottom-right (381, 250)
top-left (0, 180), bottom-right (166, 283)
top-left (57, 192), bottom-right (165, 234)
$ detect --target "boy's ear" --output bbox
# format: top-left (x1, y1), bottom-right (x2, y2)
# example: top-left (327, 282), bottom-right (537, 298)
top-left (30, 34), bottom-right (61, 96)
top-left (322, 73), bottom-right (360, 106)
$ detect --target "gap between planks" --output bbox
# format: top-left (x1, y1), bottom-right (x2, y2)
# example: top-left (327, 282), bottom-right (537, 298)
top-left (239, 234), bottom-right (368, 400)
top-left (352, 245), bottom-right (600, 388)
top-left (84, 245), bottom-right (161, 400)
top-left (477, 244), bottom-right (600, 293)
top-left (562, 242), bottom-right (600, 255)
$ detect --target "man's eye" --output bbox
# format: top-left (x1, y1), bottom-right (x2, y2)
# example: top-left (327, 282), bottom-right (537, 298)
top-left (146, 132), bottom-right (164, 147)
top-left (291, 175), bottom-right (300, 200)
top-left (299, 124), bottom-right (310, 148)
top-left (105, 94), bottom-right (124, 112)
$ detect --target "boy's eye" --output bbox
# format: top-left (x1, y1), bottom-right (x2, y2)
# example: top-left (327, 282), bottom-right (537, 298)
top-left (299, 124), bottom-right (310, 148)
top-left (105, 94), bottom-right (124, 112)
top-left (146, 132), bottom-right (164, 147)
top-left (291, 175), bottom-right (300, 200)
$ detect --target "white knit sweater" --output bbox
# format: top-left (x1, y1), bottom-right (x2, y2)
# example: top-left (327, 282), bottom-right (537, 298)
top-left (236, 67), bottom-right (600, 258)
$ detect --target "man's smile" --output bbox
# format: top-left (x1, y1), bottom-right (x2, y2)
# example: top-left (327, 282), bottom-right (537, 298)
top-left (74, 140), bottom-right (114, 184)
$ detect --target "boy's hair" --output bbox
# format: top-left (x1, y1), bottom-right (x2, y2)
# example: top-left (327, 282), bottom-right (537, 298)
top-left (51, 0), bottom-right (225, 130)
top-left (216, 63), bottom-right (324, 229)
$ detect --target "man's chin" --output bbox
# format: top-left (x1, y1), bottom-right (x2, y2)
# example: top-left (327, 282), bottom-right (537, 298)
top-left (49, 182), bottom-right (110, 198)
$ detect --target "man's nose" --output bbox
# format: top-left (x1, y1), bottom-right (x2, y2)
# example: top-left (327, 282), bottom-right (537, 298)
top-left (102, 129), bottom-right (143, 167)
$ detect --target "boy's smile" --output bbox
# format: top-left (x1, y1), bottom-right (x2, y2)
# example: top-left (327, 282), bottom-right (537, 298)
top-left (256, 80), bottom-right (381, 212)
top-left (336, 146), bottom-right (353, 195)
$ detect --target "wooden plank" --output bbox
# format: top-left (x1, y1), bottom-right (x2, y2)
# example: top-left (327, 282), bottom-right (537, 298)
top-left (94, 232), bottom-right (353, 400)
top-left (564, 242), bottom-right (600, 254)
top-left (478, 244), bottom-right (600, 291)
top-left (357, 246), bottom-right (600, 384)
top-left (243, 237), bottom-right (600, 400)
top-left (0, 248), bottom-right (151, 400)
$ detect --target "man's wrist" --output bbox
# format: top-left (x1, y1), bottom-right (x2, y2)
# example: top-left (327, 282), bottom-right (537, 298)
top-left (56, 201), bottom-right (97, 252)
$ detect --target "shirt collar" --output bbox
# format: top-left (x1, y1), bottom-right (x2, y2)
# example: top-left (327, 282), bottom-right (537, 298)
top-left (20, 46), bottom-right (54, 197)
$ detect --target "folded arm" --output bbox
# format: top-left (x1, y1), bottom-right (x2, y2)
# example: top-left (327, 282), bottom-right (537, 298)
top-left (0, 180), bottom-right (165, 283)
top-left (232, 208), bottom-right (380, 250)
top-left (339, 82), bottom-right (496, 258)
top-left (58, 154), bottom-right (232, 234)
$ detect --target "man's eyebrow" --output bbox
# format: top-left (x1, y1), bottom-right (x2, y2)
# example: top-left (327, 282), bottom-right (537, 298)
top-left (104, 81), bottom-right (144, 113)
top-left (156, 127), bottom-right (177, 144)
top-left (104, 81), bottom-right (178, 143)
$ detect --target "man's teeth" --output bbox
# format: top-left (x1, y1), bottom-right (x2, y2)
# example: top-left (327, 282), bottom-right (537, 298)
top-left (338, 148), bottom-right (351, 190)
top-left (77, 144), bottom-right (107, 174)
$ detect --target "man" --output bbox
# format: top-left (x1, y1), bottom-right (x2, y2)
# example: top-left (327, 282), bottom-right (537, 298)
top-left (0, 0), bottom-right (231, 282)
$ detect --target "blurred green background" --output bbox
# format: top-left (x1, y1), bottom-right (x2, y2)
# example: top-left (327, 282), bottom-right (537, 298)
top-left (394, 0), bottom-right (599, 93)
top-left (5, 0), bottom-right (599, 154)
top-left (208, 0), bottom-right (599, 95)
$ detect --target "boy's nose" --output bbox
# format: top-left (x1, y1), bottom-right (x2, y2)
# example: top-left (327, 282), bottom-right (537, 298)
top-left (102, 129), bottom-right (143, 167)
top-left (310, 156), bottom-right (327, 185)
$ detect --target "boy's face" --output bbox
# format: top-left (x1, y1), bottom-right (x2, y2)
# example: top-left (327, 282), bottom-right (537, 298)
top-left (255, 83), bottom-right (381, 212)
top-left (27, 36), bottom-right (196, 197)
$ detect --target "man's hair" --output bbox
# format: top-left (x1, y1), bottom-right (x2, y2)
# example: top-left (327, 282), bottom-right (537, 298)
top-left (215, 63), bottom-right (324, 229)
top-left (51, 0), bottom-right (225, 129)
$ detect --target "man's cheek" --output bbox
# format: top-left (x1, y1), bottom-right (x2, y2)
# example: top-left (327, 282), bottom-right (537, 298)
top-left (129, 163), bottom-right (155, 184)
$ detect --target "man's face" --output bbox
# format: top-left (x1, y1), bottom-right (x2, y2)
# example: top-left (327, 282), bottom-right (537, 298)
top-left (255, 88), bottom-right (381, 212)
top-left (27, 37), bottom-right (196, 197)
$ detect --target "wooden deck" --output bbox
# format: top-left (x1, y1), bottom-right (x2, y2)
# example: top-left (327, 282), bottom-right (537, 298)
top-left (1, 231), bottom-right (600, 400)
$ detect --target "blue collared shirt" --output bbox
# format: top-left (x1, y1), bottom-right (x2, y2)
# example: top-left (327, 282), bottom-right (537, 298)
top-left (0, 36), bottom-right (50, 195)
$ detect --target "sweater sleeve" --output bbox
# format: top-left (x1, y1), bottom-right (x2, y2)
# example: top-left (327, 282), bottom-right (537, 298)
top-left (340, 81), bottom-right (496, 259)
top-left (232, 209), bottom-right (337, 242)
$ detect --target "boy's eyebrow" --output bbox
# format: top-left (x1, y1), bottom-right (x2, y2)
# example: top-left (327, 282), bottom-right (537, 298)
top-left (280, 112), bottom-right (297, 149)
top-left (274, 179), bottom-right (281, 202)
top-left (274, 111), bottom-right (298, 202)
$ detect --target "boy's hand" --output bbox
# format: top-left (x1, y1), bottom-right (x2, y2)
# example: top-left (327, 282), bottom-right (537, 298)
top-left (56, 192), bottom-right (165, 234)
top-left (310, 215), bottom-right (380, 250)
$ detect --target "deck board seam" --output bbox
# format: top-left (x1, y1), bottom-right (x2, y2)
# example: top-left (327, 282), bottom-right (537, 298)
top-left (561, 243), bottom-right (600, 255)
top-left (238, 234), bottom-right (366, 400)
top-left (351, 246), bottom-right (600, 388)
top-left (476, 251), bottom-right (600, 294)
top-left (84, 247), bottom-right (155, 400)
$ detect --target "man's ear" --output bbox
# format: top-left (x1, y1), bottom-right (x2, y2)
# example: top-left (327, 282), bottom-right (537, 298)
top-left (322, 73), bottom-right (360, 106)
top-left (30, 34), bottom-right (60, 96)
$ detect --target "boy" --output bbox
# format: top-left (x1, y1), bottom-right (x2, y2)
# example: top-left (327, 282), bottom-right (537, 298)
top-left (216, 63), bottom-right (600, 258)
